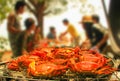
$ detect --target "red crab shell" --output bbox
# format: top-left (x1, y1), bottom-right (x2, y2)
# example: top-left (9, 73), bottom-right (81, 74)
top-left (7, 60), bottom-right (19, 71)
top-left (75, 61), bottom-right (99, 71)
top-left (28, 62), bottom-right (68, 77)
top-left (50, 59), bottom-right (68, 65)
top-left (17, 55), bottom-right (40, 68)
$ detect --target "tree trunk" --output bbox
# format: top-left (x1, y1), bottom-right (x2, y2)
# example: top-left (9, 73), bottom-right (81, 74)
top-left (27, 0), bottom-right (45, 38)
top-left (35, 7), bottom-right (44, 38)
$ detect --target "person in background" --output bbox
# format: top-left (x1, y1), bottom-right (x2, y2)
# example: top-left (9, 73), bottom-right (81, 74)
top-left (7, 1), bottom-right (26, 56)
top-left (80, 15), bottom-right (94, 50)
top-left (47, 26), bottom-right (56, 40)
top-left (91, 14), bottom-right (108, 52)
top-left (80, 15), bottom-right (108, 52)
top-left (15, 18), bottom-right (36, 57)
top-left (60, 19), bottom-right (80, 47)
top-left (33, 26), bottom-right (41, 47)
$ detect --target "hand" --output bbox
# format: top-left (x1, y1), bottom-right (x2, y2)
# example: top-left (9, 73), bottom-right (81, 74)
top-left (59, 34), bottom-right (63, 40)
top-left (91, 46), bottom-right (100, 52)
top-left (22, 50), bottom-right (28, 55)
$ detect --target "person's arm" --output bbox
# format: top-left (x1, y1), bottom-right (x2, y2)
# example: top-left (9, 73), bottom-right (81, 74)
top-left (81, 39), bottom-right (91, 49)
top-left (96, 32), bottom-right (109, 49)
top-left (7, 14), bottom-right (21, 33)
top-left (21, 33), bottom-right (28, 55)
top-left (92, 24), bottom-right (109, 49)
top-left (53, 31), bottom-right (57, 40)
top-left (8, 25), bottom-right (21, 33)
top-left (59, 31), bottom-right (68, 40)
top-left (96, 27), bottom-right (109, 49)
top-left (61, 31), bottom-right (68, 36)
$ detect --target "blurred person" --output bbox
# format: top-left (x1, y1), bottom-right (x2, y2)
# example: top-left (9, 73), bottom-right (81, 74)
top-left (47, 26), bottom-right (56, 40)
top-left (34, 26), bottom-right (41, 44)
top-left (80, 15), bottom-right (94, 50)
top-left (60, 19), bottom-right (80, 47)
top-left (33, 26), bottom-right (42, 48)
top-left (80, 39), bottom-right (91, 50)
top-left (80, 15), bottom-right (108, 52)
top-left (15, 18), bottom-right (36, 57)
top-left (91, 14), bottom-right (108, 52)
top-left (7, 1), bottom-right (26, 56)
top-left (47, 27), bottom-right (57, 47)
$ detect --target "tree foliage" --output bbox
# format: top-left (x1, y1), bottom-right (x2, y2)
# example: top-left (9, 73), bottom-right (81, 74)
top-left (0, 0), bottom-right (68, 37)
top-left (26, 0), bottom-right (68, 37)
top-left (0, 0), bottom-right (67, 22)
top-left (0, 0), bottom-right (15, 22)
top-left (0, 36), bottom-right (8, 51)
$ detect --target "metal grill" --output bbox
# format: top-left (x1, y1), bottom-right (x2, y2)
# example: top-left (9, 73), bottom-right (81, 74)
top-left (0, 60), bottom-right (119, 81)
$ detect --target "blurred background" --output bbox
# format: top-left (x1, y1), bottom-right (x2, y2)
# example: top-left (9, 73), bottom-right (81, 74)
top-left (0, 0), bottom-right (109, 51)
top-left (0, 0), bottom-right (120, 80)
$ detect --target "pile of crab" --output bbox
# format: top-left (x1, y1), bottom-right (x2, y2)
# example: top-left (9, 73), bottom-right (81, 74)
top-left (7, 47), bottom-right (116, 78)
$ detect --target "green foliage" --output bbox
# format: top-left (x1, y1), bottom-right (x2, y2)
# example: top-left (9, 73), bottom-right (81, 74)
top-left (0, 0), bottom-right (68, 22)
top-left (38, 0), bottom-right (44, 3)
top-left (0, 37), bottom-right (8, 51)
top-left (59, 0), bottom-right (67, 6)
top-left (43, 0), bottom-right (68, 16)
top-left (0, 0), bottom-right (15, 22)
top-left (0, 36), bottom-right (8, 59)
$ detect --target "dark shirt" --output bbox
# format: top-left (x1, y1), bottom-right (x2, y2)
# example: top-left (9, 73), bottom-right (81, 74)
top-left (7, 13), bottom-right (21, 56)
top-left (92, 25), bottom-right (107, 51)
top-left (15, 31), bottom-right (34, 57)
top-left (83, 22), bottom-right (93, 40)
top-left (47, 32), bottom-right (56, 39)
top-left (83, 22), bottom-right (107, 51)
